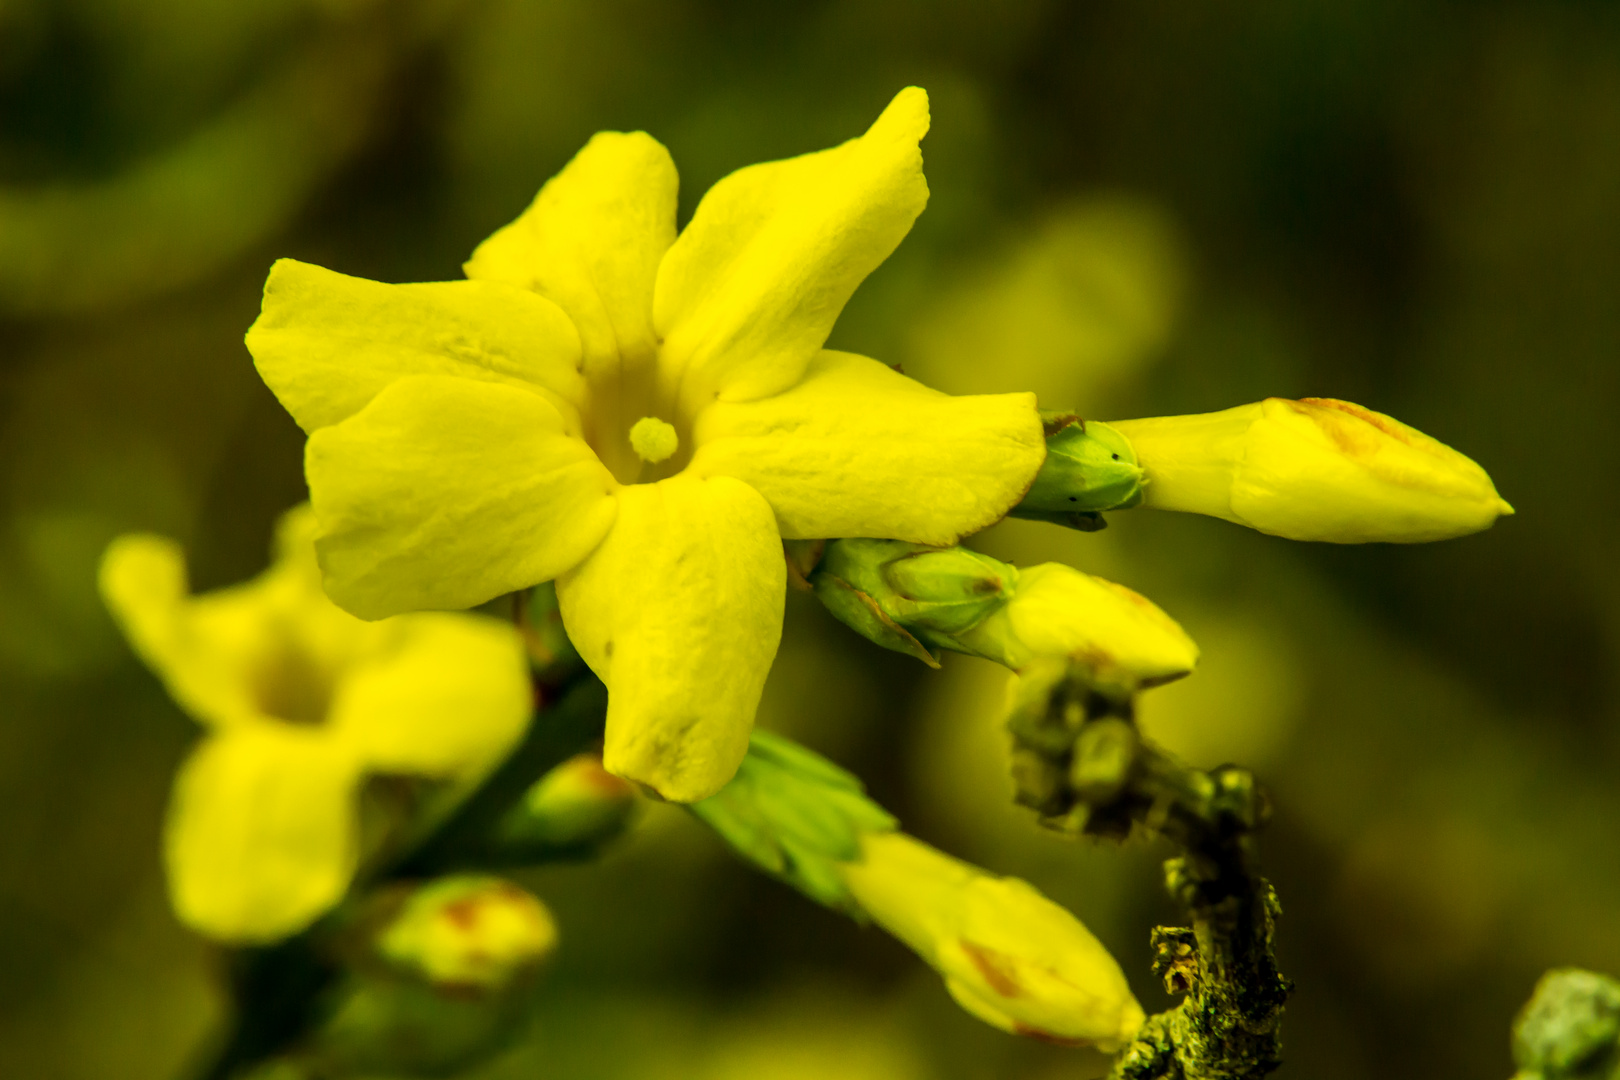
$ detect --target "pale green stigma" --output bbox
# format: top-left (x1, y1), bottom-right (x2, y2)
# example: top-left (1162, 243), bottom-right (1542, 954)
top-left (629, 416), bottom-right (678, 464)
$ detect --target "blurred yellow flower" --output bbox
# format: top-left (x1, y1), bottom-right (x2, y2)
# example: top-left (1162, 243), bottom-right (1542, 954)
top-left (840, 831), bottom-right (1145, 1051)
top-left (1112, 397), bottom-right (1514, 542)
top-left (99, 506), bottom-right (531, 943)
top-left (247, 86), bottom-right (1046, 801)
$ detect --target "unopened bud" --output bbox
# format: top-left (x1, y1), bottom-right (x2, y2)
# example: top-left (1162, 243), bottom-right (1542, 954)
top-left (374, 875), bottom-right (557, 992)
top-left (811, 539), bottom-right (1018, 664)
top-left (959, 563), bottom-right (1198, 685)
top-left (1069, 718), bottom-right (1140, 805)
top-left (484, 752), bottom-right (639, 863)
top-left (309, 876), bottom-right (557, 1076)
top-left (839, 832), bottom-right (1144, 1050)
top-left (1111, 397), bottom-right (1514, 543)
top-left (1012, 415), bottom-right (1146, 528)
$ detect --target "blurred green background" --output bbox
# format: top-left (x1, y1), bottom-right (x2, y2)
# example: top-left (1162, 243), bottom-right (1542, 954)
top-left (2, 1), bottom-right (1615, 1077)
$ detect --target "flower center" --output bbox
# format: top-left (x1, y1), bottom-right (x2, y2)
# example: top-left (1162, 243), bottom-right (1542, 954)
top-left (252, 639), bottom-right (334, 725)
top-left (629, 416), bottom-right (679, 464)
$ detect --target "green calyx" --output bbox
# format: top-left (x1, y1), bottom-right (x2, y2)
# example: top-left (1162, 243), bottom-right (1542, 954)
top-left (810, 538), bottom-right (1018, 666)
top-left (688, 730), bottom-right (896, 913)
top-left (1010, 413), bottom-right (1146, 529)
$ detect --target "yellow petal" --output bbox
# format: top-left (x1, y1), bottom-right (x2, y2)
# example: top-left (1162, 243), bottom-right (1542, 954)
top-left (100, 529), bottom-right (360, 729)
top-left (247, 258), bottom-right (587, 434)
top-left (330, 612), bottom-right (532, 777)
top-left (692, 350), bottom-right (1043, 545)
top-left (653, 87), bottom-right (930, 416)
top-left (306, 374), bottom-right (619, 620)
top-left (556, 474), bottom-right (785, 802)
top-left (960, 562), bottom-right (1199, 685)
top-left (464, 131), bottom-right (676, 389)
top-left (165, 725), bottom-right (363, 942)
top-left (99, 533), bottom-right (201, 704)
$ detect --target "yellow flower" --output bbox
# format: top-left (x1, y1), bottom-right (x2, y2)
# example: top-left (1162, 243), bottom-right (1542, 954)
top-left (246, 87), bottom-right (1046, 802)
top-left (98, 506), bottom-right (531, 943)
top-left (1110, 397), bottom-right (1514, 543)
top-left (840, 832), bottom-right (1144, 1050)
top-left (960, 562), bottom-right (1199, 685)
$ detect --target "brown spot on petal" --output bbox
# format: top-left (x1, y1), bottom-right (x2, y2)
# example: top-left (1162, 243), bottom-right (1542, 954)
top-left (442, 896), bottom-right (482, 931)
top-left (1012, 1023), bottom-right (1089, 1047)
top-left (1293, 397), bottom-right (1420, 458)
top-left (960, 940), bottom-right (1025, 998)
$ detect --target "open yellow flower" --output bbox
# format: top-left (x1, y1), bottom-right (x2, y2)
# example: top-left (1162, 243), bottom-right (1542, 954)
top-left (99, 506), bottom-right (531, 943)
top-left (246, 87), bottom-right (1046, 802)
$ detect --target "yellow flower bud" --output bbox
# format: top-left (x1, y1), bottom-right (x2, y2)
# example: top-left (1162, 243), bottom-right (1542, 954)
top-left (839, 832), bottom-right (1144, 1050)
top-left (375, 875), bottom-right (558, 993)
top-left (310, 876), bottom-right (558, 1076)
top-left (1110, 397), bottom-right (1514, 543)
top-left (958, 562), bottom-right (1198, 685)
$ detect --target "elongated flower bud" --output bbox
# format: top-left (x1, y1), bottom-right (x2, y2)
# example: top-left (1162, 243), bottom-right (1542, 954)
top-left (1110, 397), bottom-right (1513, 543)
top-left (959, 562), bottom-right (1198, 685)
top-left (839, 832), bottom-right (1144, 1050)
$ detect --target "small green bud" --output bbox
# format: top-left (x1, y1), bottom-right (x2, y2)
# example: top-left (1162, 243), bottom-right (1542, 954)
top-left (482, 752), bottom-right (639, 864)
top-left (1068, 718), bottom-right (1139, 805)
top-left (1010, 414), bottom-right (1146, 528)
top-left (1513, 968), bottom-right (1620, 1080)
top-left (689, 730), bottom-right (896, 913)
top-left (883, 546), bottom-right (1019, 637)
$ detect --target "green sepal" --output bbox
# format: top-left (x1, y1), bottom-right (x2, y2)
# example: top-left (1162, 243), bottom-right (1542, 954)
top-left (811, 538), bottom-right (1017, 662)
top-left (1012, 415), bottom-right (1146, 524)
top-left (811, 568), bottom-right (940, 667)
top-left (688, 730), bottom-right (896, 914)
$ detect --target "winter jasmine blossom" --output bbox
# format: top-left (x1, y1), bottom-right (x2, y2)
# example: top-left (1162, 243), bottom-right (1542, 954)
top-left (246, 87), bottom-right (1046, 801)
top-left (99, 506), bottom-right (531, 942)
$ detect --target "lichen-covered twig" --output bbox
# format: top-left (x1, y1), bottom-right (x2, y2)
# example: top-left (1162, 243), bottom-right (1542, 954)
top-left (1004, 660), bottom-right (1290, 1080)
